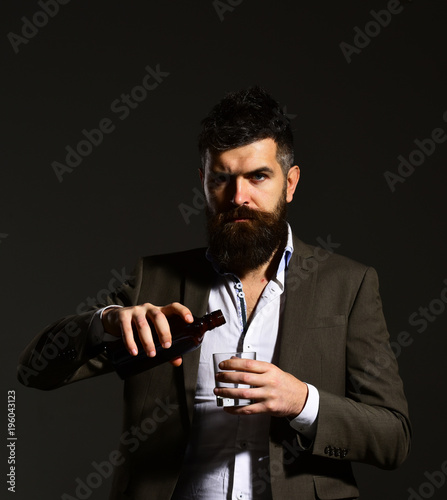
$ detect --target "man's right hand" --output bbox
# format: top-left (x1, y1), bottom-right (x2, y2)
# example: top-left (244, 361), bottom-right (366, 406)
top-left (101, 302), bottom-right (194, 367)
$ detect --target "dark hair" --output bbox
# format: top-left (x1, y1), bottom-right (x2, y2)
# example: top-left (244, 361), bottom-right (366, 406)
top-left (198, 86), bottom-right (294, 174)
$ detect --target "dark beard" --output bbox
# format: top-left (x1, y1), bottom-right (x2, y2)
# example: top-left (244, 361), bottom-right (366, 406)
top-left (206, 196), bottom-right (288, 276)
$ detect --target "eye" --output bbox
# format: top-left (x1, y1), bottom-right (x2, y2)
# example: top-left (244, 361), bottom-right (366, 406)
top-left (209, 173), bottom-right (229, 187)
top-left (251, 173), bottom-right (267, 182)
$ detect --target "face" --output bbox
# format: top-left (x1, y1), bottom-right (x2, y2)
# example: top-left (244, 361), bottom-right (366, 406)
top-left (201, 138), bottom-right (299, 216)
top-left (200, 138), bottom-right (300, 274)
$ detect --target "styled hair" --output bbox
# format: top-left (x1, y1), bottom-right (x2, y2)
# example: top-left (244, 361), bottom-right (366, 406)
top-left (198, 86), bottom-right (294, 174)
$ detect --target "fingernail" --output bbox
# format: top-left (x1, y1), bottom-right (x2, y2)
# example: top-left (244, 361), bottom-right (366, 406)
top-left (131, 348), bottom-right (138, 356)
top-left (163, 341), bottom-right (171, 349)
top-left (148, 350), bottom-right (156, 357)
top-left (186, 314), bottom-right (193, 322)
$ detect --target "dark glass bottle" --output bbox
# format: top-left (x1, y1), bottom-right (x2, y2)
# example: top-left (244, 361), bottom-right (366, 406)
top-left (105, 310), bottom-right (226, 379)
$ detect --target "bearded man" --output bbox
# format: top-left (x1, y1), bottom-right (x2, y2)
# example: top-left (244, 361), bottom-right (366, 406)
top-left (18, 87), bottom-right (411, 500)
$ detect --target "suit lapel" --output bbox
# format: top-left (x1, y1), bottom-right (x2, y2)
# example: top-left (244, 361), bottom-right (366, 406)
top-left (276, 236), bottom-right (317, 379)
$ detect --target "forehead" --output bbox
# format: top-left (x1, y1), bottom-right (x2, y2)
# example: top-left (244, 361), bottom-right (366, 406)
top-left (206, 138), bottom-right (282, 174)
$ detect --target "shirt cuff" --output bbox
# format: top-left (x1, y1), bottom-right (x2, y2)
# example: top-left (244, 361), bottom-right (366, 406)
top-left (288, 383), bottom-right (319, 440)
top-left (89, 305), bottom-right (123, 345)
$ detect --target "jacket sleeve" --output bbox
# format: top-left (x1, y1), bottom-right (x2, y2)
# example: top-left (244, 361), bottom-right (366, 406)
top-left (17, 259), bottom-right (143, 390)
top-left (309, 266), bottom-right (412, 469)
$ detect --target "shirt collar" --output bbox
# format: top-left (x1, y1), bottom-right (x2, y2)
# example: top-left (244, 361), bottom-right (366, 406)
top-left (277, 223), bottom-right (294, 275)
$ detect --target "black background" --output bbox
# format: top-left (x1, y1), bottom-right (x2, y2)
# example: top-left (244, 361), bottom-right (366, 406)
top-left (2, 1), bottom-right (447, 498)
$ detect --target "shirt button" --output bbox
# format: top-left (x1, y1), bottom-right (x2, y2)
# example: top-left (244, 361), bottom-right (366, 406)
top-left (237, 291), bottom-right (245, 298)
top-left (235, 282), bottom-right (243, 289)
top-left (239, 441), bottom-right (248, 449)
top-left (238, 493), bottom-right (243, 499)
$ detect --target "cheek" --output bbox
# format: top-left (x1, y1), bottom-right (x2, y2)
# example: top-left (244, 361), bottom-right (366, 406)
top-left (205, 189), bottom-right (223, 212)
top-left (252, 190), bottom-right (280, 211)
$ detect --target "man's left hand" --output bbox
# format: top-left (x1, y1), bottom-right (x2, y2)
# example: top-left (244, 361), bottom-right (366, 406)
top-left (213, 357), bottom-right (308, 418)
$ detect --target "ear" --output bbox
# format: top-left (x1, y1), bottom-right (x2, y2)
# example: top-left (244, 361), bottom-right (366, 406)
top-left (286, 165), bottom-right (300, 203)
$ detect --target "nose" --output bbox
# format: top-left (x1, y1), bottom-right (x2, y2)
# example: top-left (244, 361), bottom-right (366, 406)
top-left (231, 177), bottom-right (250, 206)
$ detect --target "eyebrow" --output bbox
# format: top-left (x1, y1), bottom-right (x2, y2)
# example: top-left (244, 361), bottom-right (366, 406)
top-left (211, 165), bottom-right (276, 176)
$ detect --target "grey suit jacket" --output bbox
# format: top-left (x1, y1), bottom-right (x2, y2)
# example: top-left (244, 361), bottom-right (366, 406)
top-left (18, 235), bottom-right (411, 499)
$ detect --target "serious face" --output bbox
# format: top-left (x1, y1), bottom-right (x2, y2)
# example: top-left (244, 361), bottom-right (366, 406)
top-left (202, 138), bottom-right (298, 216)
top-left (201, 138), bottom-right (300, 274)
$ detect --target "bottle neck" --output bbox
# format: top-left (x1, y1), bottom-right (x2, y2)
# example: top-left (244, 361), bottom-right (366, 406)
top-left (201, 310), bottom-right (226, 331)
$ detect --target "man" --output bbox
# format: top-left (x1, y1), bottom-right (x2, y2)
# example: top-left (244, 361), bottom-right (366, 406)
top-left (18, 87), bottom-right (411, 499)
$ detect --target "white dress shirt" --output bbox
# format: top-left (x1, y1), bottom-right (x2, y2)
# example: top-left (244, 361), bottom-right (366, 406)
top-left (172, 226), bottom-right (319, 500)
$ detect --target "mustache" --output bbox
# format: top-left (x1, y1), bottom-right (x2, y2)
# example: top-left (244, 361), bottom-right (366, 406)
top-left (216, 206), bottom-right (268, 224)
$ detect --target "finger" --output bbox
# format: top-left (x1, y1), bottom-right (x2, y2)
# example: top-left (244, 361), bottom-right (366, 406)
top-left (119, 309), bottom-right (139, 356)
top-left (160, 302), bottom-right (194, 323)
top-left (132, 307), bottom-right (157, 357)
top-left (169, 356), bottom-right (183, 367)
top-left (214, 385), bottom-right (262, 401)
top-left (147, 307), bottom-right (172, 349)
top-left (223, 402), bottom-right (267, 415)
top-left (215, 370), bottom-right (258, 387)
top-left (218, 357), bottom-right (265, 373)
